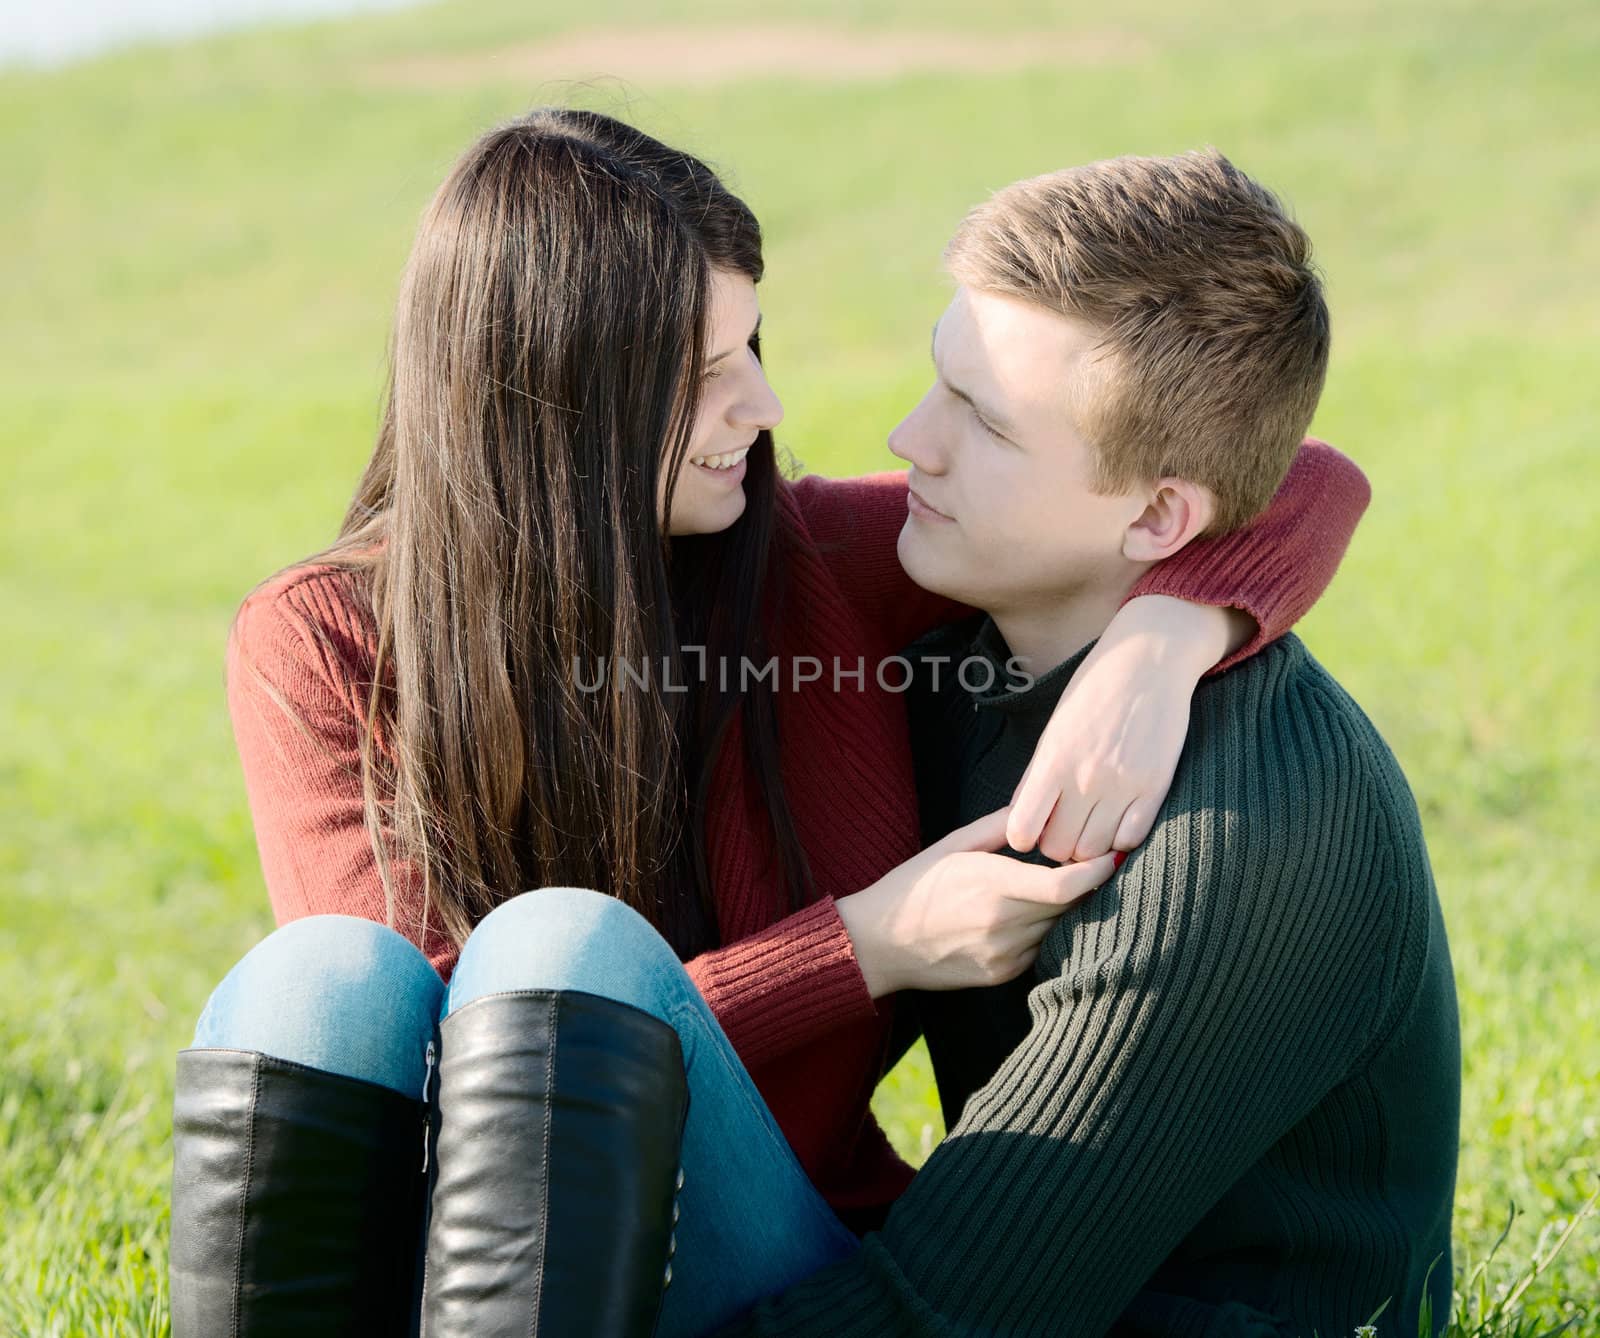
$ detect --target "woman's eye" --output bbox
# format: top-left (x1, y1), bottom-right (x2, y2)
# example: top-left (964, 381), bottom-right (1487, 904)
top-left (702, 365), bottom-right (724, 383)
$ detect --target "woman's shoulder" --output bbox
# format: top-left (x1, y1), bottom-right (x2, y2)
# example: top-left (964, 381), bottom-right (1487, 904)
top-left (774, 467), bottom-right (915, 595)
top-left (781, 467), bottom-right (911, 539)
top-left (228, 558), bottom-right (380, 706)
top-left (774, 466), bottom-right (974, 652)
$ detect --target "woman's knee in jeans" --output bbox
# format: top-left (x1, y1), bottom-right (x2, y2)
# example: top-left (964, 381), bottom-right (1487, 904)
top-left (445, 886), bottom-right (691, 1027)
top-left (191, 914), bottom-right (443, 1097)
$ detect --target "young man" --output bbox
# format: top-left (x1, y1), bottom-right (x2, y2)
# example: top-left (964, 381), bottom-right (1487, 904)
top-left (716, 152), bottom-right (1461, 1336)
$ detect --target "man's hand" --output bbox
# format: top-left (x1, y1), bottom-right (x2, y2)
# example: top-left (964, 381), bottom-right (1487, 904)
top-left (1006, 595), bottom-right (1252, 860)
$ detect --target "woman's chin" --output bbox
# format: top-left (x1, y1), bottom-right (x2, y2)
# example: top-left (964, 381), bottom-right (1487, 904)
top-left (667, 487), bottom-right (747, 538)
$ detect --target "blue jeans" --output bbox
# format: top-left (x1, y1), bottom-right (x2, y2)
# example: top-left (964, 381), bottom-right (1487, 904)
top-left (188, 887), bottom-right (861, 1336)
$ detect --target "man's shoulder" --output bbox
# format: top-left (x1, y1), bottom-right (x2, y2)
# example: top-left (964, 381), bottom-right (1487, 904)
top-left (1035, 634), bottom-right (1440, 1067)
top-left (1175, 633), bottom-right (1432, 907)
top-left (1193, 635), bottom-right (1409, 785)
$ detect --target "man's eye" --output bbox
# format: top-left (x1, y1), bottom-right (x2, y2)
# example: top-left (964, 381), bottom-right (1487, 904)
top-left (973, 409), bottom-right (1005, 441)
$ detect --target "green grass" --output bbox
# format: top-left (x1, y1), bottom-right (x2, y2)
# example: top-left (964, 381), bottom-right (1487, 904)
top-left (2, 1), bottom-right (1597, 1332)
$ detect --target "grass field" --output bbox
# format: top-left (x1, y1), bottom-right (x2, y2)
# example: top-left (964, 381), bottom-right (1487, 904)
top-left (2, 1), bottom-right (1597, 1333)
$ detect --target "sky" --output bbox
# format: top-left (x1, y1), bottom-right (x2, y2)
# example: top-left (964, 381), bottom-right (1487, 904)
top-left (0, 0), bottom-right (421, 68)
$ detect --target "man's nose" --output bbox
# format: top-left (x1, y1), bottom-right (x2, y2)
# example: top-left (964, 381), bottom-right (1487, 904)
top-left (887, 390), bottom-right (946, 473)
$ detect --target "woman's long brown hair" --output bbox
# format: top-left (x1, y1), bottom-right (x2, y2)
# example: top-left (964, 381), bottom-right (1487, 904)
top-left (236, 108), bottom-right (813, 960)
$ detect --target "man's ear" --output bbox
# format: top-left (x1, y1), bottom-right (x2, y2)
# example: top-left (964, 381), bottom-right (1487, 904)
top-left (1121, 477), bottom-right (1218, 562)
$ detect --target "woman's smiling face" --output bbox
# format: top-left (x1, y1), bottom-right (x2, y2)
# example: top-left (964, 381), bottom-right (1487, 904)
top-left (660, 268), bottom-right (783, 537)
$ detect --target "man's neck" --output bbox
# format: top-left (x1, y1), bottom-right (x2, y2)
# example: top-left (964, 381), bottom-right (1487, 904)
top-left (988, 567), bottom-right (1148, 678)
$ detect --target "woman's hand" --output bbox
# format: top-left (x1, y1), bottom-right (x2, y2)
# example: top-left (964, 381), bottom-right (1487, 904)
top-left (1006, 596), bottom-right (1254, 861)
top-left (837, 807), bottom-right (1118, 997)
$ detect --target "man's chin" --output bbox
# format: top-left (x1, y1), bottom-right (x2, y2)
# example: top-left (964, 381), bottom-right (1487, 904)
top-left (896, 523), bottom-right (975, 604)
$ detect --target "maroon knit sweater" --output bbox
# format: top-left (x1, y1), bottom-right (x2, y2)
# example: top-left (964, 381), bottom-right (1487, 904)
top-left (224, 439), bottom-right (1369, 1230)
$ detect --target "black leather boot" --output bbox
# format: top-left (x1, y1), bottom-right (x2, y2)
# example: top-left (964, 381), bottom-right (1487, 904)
top-left (420, 989), bottom-right (689, 1338)
top-left (169, 1047), bottom-right (433, 1337)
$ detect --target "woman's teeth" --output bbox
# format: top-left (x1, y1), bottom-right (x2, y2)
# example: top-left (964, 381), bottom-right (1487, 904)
top-left (691, 446), bottom-right (750, 471)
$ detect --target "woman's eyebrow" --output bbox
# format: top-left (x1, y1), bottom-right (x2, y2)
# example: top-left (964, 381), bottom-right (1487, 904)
top-left (708, 314), bottom-right (762, 367)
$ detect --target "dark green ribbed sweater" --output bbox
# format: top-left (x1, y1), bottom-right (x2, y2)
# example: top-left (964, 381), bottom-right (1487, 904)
top-left (720, 616), bottom-right (1460, 1338)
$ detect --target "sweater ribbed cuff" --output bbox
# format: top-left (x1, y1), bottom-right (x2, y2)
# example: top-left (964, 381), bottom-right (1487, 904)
top-left (686, 896), bottom-right (879, 1070)
top-left (1124, 439), bottom-right (1370, 678)
top-left (1126, 550), bottom-right (1304, 678)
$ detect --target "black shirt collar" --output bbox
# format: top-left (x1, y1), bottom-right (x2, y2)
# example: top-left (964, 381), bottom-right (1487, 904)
top-left (963, 615), bottom-right (1099, 730)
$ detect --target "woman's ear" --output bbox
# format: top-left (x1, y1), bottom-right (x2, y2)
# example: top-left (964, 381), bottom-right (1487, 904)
top-left (1122, 478), bottom-right (1218, 562)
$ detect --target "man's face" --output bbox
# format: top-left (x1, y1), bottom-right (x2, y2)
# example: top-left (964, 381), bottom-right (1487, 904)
top-left (659, 268), bottom-right (783, 538)
top-left (889, 285), bottom-right (1150, 614)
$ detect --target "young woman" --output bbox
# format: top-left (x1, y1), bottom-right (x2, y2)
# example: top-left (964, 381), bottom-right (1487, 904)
top-left (168, 109), bottom-right (1368, 1338)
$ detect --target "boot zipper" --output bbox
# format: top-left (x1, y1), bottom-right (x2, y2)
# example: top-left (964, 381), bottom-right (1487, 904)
top-left (421, 1038), bottom-right (436, 1173)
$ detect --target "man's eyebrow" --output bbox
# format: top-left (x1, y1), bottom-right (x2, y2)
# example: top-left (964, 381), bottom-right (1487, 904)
top-left (708, 313), bottom-right (762, 367)
top-left (930, 318), bottom-right (1017, 435)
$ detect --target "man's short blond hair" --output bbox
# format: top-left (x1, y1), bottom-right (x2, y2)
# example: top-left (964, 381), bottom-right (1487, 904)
top-left (945, 149), bottom-right (1329, 534)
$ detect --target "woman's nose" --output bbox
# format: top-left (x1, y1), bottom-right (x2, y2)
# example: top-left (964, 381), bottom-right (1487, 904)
top-left (744, 357), bottom-right (784, 431)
